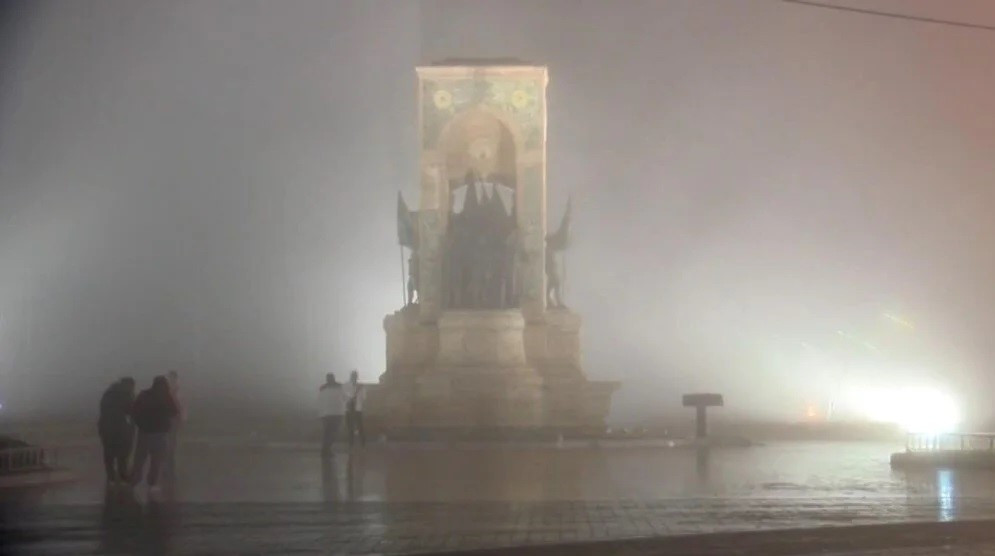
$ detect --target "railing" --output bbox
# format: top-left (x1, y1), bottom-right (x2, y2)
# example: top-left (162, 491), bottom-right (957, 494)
top-left (907, 432), bottom-right (995, 453)
top-left (0, 446), bottom-right (56, 474)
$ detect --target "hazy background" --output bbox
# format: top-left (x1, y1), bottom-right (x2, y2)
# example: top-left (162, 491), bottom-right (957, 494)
top-left (1, 0), bottom-right (994, 425)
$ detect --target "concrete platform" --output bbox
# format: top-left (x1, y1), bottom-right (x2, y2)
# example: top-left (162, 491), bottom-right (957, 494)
top-left (0, 468), bottom-right (75, 490)
top-left (892, 450), bottom-right (995, 470)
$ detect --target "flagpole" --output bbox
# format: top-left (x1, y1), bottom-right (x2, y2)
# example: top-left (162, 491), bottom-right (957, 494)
top-left (562, 197), bottom-right (570, 302)
top-left (562, 251), bottom-right (567, 301)
top-left (400, 245), bottom-right (407, 306)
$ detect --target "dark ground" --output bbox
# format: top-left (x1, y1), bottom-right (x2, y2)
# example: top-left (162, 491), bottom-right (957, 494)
top-left (4, 438), bottom-right (995, 554)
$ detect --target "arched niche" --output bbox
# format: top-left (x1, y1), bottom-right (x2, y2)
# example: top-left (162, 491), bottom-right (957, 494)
top-left (435, 108), bottom-right (524, 310)
top-left (436, 107), bottom-right (524, 224)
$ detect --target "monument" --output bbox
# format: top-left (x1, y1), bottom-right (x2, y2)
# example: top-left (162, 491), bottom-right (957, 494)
top-left (366, 62), bottom-right (619, 436)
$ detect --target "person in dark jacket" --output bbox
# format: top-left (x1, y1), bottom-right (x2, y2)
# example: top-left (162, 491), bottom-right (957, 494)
top-left (128, 376), bottom-right (178, 490)
top-left (98, 377), bottom-right (136, 483)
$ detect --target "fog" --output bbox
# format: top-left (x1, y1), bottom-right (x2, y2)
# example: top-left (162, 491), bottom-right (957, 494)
top-left (1, 0), bottom-right (994, 425)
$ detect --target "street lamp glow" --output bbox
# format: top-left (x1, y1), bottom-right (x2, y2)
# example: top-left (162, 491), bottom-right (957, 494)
top-left (858, 386), bottom-right (960, 434)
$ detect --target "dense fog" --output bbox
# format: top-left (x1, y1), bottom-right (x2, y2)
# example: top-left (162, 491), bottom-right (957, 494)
top-left (1, 0), bottom-right (994, 425)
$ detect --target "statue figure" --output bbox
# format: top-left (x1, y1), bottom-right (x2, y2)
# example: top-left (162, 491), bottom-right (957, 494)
top-left (444, 171), bottom-right (520, 309)
top-left (545, 199), bottom-right (571, 309)
top-left (407, 254), bottom-right (419, 305)
top-left (498, 227), bottom-right (520, 308)
top-left (545, 249), bottom-right (562, 309)
top-left (396, 192), bottom-right (419, 306)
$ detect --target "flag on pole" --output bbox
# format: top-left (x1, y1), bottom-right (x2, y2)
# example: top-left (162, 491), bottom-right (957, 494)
top-left (397, 192), bottom-right (416, 249)
top-left (546, 197), bottom-right (571, 251)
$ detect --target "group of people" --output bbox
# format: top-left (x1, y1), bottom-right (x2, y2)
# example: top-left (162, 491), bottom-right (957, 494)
top-left (99, 368), bottom-right (362, 486)
top-left (317, 370), bottom-right (366, 456)
top-left (97, 371), bottom-right (184, 491)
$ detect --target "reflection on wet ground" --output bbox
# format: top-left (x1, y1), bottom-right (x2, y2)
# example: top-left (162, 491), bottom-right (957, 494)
top-left (9, 441), bottom-right (995, 553)
top-left (36, 440), bottom-right (952, 503)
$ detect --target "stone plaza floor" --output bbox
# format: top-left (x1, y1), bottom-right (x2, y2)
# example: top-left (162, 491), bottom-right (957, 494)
top-left (9, 439), bottom-right (995, 553)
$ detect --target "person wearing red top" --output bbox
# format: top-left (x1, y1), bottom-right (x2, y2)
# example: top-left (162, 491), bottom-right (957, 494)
top-left (128, 376), bottom-right (178, 492)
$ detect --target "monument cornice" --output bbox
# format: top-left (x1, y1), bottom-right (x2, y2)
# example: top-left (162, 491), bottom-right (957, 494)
top-left (417, 65), bottom-right (548, 84)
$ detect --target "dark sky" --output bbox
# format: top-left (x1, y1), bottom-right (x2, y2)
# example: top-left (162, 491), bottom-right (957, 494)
top-left (1, 0), bottom-right (994, 423)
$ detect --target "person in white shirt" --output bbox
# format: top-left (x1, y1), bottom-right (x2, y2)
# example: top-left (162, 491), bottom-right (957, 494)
top-left (317, 373), bottom-right (345, 457)
top-left (342, 370), bottom-right (366, 448)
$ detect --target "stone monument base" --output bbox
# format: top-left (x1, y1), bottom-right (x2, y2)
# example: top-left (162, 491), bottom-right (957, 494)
top-left (366, 306), bottom-right (618, 436)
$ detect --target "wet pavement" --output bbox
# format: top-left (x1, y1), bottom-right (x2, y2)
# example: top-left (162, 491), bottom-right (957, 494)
top-left (9, 440), bottom-right (995, 553)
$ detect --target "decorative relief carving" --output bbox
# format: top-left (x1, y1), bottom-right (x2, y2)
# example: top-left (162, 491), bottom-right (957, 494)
top-left (421, 78), bottom-right (543, 151)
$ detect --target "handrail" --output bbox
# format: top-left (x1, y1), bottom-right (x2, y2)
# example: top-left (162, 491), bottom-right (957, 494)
top-left (906, 432), bottom-right (995, 453)
top-left (0, 446), bottom-right (56, 474)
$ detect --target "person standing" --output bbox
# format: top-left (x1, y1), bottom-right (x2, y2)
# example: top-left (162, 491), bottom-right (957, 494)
top-left (317, 373), bottom-right (344, 457)
top-left (98, 377), bottom-right (136, 484)
top-left (165, 370), bottom-right (185, 479)
top-left (129, 376), bottom-right (178, 492)
top-left (343, 370), bottom-right (366, 448)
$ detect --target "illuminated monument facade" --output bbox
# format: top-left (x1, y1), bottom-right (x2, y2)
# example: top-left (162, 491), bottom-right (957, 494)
top-left (367, 62), bottom-right (618, 434)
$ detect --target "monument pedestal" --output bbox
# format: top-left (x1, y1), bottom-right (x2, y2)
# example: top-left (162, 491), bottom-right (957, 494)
top-left (368, 307), bottom-right (618, 436)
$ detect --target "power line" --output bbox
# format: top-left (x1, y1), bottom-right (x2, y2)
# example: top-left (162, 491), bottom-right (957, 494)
top-left (782, 0), bottom-right (995, 32)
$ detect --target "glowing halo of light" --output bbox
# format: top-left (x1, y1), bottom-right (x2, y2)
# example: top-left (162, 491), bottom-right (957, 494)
top-left (848, 385), bottom-right (960, 434)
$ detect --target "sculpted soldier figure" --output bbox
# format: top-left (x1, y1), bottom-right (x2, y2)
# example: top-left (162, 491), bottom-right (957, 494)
top-left (545, 199), bottom-right (571, 309)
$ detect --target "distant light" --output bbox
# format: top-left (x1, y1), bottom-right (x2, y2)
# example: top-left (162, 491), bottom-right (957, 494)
top-left (835, 330), bottom-right (881, 353)
top-left (882, 313), bottom-right (915, 330)
top-left (856, 386), bottom-right (959, 434)
top-left (861, 340), bottom-right (881, 354)
top-left (805, 404), bottom-right (818, 419)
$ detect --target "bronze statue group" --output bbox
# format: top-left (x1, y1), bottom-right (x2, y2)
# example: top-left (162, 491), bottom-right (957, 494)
top-left (398, 169), bottom-right (572, 312)
top-left (445, 171), bottom-right (520, 310)
top-left (97, 370), bottom-right (183, 494)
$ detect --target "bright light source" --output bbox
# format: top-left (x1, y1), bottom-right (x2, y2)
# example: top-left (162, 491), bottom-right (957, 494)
top-left (805, 404), bottom-right (818, 419)
top-left (855, 386), bottom-right (959, 434)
